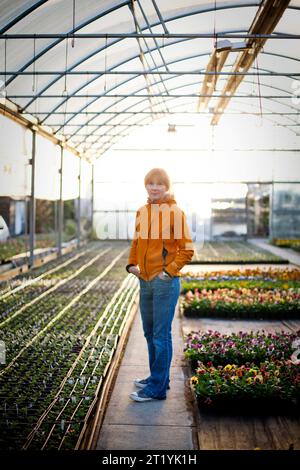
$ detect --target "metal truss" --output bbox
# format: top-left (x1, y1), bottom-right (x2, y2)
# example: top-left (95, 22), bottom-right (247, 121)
top-left (1, 1), bottom-right (299, 158)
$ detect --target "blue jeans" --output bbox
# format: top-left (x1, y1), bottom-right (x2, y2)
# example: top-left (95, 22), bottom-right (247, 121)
top-left (138, 274), bottom-right (181, 399)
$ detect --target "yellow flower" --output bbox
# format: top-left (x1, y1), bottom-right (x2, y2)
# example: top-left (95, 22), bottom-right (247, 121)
top-left (254, 374), bottom-right (264, 384)
top-left (249, 368), bottom-right (257, 376)
top-left (231, 376), bottom-right (239, 381)
top-left (224, 364), bottom-right (233, 371)
top-left (247, 377), bottom-right (253, 384)
top-left (191, 376), bottom-right (198, 385)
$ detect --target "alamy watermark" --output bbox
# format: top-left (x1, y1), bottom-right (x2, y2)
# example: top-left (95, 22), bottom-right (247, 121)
top-left (94, 202), bottom-right (205, 247)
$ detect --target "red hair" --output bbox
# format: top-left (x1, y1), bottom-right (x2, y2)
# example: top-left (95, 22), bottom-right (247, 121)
top-left (144, 168), bottom-right (175, 201)
top-left (144, 167), bottom-right (170, 188)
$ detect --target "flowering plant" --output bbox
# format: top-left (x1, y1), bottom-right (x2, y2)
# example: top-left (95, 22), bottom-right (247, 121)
top-left (182, 268), bottom-right (300, 296)
top-left (181, 268), bottom-right (300, 318)
top-left (272, 239), bottom-right (300, 248)
top-left (181, 287), bottom-right (300, 318)
top-left (183, 268), bottom-right (300, 281)
top-left (190, 359), bottom-right (300, 407)
top-left (184, 329), bottom-right (300, 368)
top-left (181, 279), bottom-right (300, 293)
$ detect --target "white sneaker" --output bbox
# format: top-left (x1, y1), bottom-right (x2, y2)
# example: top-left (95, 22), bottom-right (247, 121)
top-left (133, 378), bottom-right (148, 389)
top-left (130, 390), bottom-right (166, 402)
top-left (133, 378), bottom-right (170, 390)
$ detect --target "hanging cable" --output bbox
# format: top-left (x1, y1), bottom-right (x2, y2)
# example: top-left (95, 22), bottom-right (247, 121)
top-left (255, 54), bottom-right (263, 125)
top-left (34, 74), bottom-right (39, 116)
top-left (72, 0), bottom-right (76, 48)
top-left (104, 34), bottom-right (108, 93)
top-left (63, 37), bottom-right (69, 96)
top-left (32, 35), bottom-right (36, 93)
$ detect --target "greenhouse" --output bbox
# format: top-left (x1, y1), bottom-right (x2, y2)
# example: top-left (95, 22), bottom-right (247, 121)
top-left (0, 0), bottom-right (300, 459)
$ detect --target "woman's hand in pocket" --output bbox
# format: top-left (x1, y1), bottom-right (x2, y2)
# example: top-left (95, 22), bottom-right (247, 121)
top-left (158, 271), bottom-right (171, 280)
top-left (128, 266), bottom-right (141, 278)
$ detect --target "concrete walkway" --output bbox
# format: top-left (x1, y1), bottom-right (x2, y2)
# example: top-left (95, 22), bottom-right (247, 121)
top-left (96, 303), bottom-right (198, 450)
top-left (248, 238), bottom-right (300, 267)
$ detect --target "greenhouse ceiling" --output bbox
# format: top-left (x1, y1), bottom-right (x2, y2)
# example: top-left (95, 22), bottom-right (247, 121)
top-left (0, 0), bottom-right (300, 161)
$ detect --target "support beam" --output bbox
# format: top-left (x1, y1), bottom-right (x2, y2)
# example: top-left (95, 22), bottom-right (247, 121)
top-left (197, 49), bottom-right (230, 111)
top-left (58, 146), bottom-right (64, 256)
top-left (29, 130), bottom-right (36, 268)
top-left (1, 70), bottom-right (300, 76)
top-left (0, 33), bottom-right (299, 39)
top-left (151, 0), bottom-right (169, 34)
top-left (77, 157), bottom-right (81, 249)
top-left (54, 71), bottom-right (300, 141)
top-left (211, 0), bottom-right (291, 125)
top-left (26, 111), bottom-right (300, 115)
top-left (269, 181), bottom-right (275, 240)
top-left (99, 148), bottom-right (300, 152)
top-left (128, 0), bottom-right (161, 116)
top-left (7, 94), bottom-right (297, 99)
top-left (91, 164), bottom-right (94, 239)
top-left (0, 1), bottom-right (48, 34)
top-left (136, 0), bottom-right (170, 73)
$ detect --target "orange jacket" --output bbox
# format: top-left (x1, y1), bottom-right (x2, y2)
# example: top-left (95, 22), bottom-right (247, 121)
top-left (126, 196), bottom-right (194, 281)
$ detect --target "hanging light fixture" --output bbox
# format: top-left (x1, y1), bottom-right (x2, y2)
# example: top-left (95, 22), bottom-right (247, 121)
top-left (168, 123), bottom-right (176, 132)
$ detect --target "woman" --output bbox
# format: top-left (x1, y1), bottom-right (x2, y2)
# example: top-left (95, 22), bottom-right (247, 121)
top-left (125, 168), bottom-right (194, 402)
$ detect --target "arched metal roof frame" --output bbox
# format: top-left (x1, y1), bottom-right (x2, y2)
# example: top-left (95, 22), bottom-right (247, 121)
top-left (83, 95), bottom-right (300, 154)
top-left (5, 4), bottom-right (299, 116)
top-left (71, 103), bottom-right (299, 155)
top-left (95, 96), bottom-right (300, 155)
top-left (41, 44), bottom-right (300, 143)
top-left (72, 77), bottom-right (299, 154)
top-left (76, 75), bottom-right (300, 152)
top-left (90, 87), bottom-right (300, 152)
top-left (4, 1), bottom-right (131, 93)
top-left (61, 56), bottom-right (300, 146)
top-left (0, 1), bottom-right (48, 34)
top-left (4, 1), bottom-right (261, 91)
top-left (15, 17), bottom-right (300, 123)
top-left (52, 53), bottom-right (298, 135)
top-left (1, 0), bottom-right (300, 158)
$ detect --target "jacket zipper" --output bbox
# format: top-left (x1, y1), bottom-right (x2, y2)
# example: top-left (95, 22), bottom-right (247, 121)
top-left (162, 242), bottom-right (167, 270)
top-left (144, 243), bottom-right (148, 280)
top-left (144, 208), bottom-right (152, 280)
top-left (144, 204), bottom-right (169, 280)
